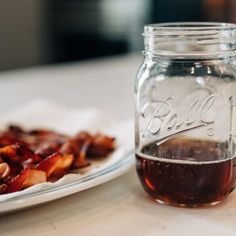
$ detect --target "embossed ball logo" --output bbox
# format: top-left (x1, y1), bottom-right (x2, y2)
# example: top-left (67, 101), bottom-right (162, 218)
top-left (141, 94), bottom-right (215, 140)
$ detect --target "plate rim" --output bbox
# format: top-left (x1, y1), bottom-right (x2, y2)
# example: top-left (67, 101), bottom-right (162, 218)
top-left (0, 152), bottom-right (134, 214)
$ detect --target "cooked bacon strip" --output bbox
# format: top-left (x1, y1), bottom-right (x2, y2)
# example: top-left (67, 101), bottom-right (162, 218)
top-left (0, 163), bottom-right (10, 179)
top-left (87, 134), bottom-right (115, 157)
top-left (60, 136), bottom-right (91, 168)
top-left (37, 153), bottom-right (73, 179)
top-left (0, 144), bottom-right (20, 161)
top-left (8, 125), bottom-right (24, 135)
top-left (6, 169), bottom-right (47, 193)
top-left (0, 125), bottom-right (115, 194)
top-left (73, 140), bottom-right (91, 168)
top-left (0, 184), bottom-right (7, 194)
top-left (0, 143), bottom-right (42, 171)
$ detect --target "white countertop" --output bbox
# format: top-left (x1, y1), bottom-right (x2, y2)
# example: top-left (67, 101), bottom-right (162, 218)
top-left (0, 54), bottom-right (236, 236)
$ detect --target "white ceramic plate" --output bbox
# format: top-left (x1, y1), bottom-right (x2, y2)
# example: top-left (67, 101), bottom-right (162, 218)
top-left (0, 152), bottom-right (134, 215)
top-left (0, 101), bottom-right (134, 214)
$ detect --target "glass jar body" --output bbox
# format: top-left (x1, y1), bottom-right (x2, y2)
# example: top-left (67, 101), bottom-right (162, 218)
top-left (135, 54), bottom-right (236, 207)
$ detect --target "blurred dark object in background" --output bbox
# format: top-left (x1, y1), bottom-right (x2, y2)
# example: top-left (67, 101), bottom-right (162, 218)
top-left (0, 1), bottom-right (47, 71)
top-left (151, 0), bottom-right (202, 22)
top-left (0, 0), bottom-right (236, 70)
top-left (47, 0), bottom-right (149, 63)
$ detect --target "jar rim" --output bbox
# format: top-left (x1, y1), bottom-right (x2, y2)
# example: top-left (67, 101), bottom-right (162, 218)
top-left (143, 22), bottom-right (236, 58)
top-left (144, 22), bottom-right (236, 36)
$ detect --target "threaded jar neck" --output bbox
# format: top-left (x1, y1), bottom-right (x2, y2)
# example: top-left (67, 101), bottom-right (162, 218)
top-left (143, 22), bottom-right (236, 58)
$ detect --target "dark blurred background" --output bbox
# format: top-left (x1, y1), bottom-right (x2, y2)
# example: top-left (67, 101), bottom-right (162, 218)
top-left (0, 0), bottom-right (236, 71)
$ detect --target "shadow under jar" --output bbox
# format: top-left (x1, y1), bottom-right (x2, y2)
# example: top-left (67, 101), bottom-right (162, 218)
top-left (135, 22), bottom-right (236, 207)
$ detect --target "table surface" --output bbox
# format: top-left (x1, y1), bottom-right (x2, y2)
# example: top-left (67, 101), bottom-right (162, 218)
top-left (0, 54), bottom-right (236, 236)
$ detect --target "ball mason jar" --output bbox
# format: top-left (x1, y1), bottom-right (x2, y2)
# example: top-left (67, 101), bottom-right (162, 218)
top-left (135, 23), bottom-right (236, 207)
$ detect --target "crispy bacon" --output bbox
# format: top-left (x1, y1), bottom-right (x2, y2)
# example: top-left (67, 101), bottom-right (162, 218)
top-left (0, 143), bottom-right (41, 164)
top-left (87, 134), bottom-right (115, 157)
top-left (60, 137), bottom-right (91, 168)
top-left (37, 153), bottom-right (73, 179)
top-left (0, 125), bottom-right (115, 194)
top-left (0, 163), bottom-right (10, 179)
top-left (6, 169), bottom-right (47, 193)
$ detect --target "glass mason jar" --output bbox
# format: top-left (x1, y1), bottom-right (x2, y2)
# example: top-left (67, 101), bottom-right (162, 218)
top-left (135, 22), bottom-right (236, 207)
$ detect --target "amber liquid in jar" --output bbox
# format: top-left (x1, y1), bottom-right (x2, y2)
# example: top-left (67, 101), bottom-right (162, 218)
top-left (136, 138), bottom-right (236, 207)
